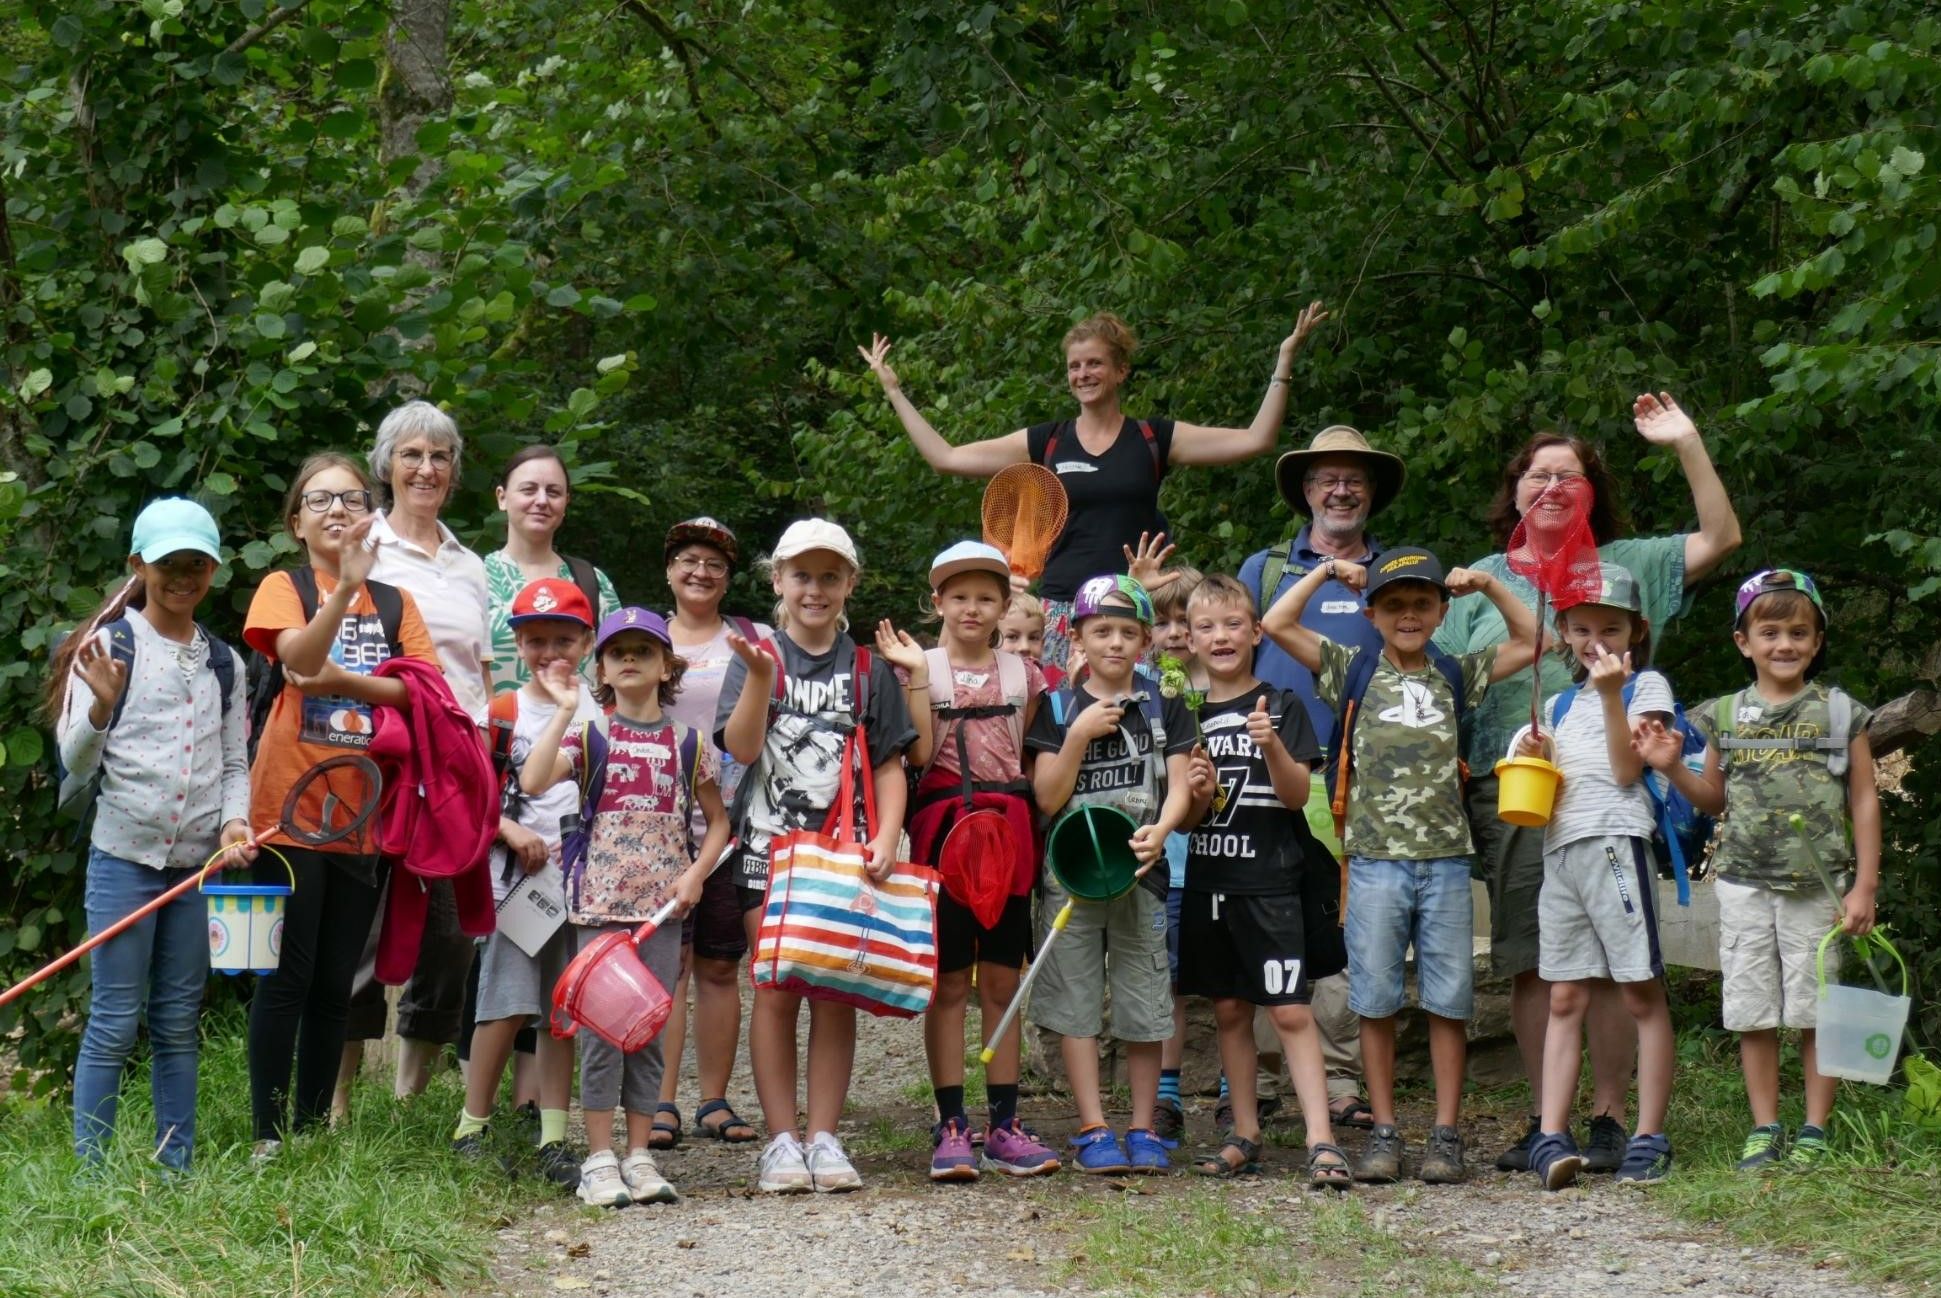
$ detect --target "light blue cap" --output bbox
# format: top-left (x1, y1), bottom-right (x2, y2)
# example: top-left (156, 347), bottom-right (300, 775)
top-left (130, 497), bottom-right (221, 564)
top-left (929, 540), bottom-right (1012, 590)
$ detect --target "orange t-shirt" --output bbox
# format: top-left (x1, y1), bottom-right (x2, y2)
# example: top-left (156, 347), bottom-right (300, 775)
top-left (244, 569), bottom-right (440, 853)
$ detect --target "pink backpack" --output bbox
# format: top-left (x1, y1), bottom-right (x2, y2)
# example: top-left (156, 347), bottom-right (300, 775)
top-left (368, 657), bottom-right (497, 879)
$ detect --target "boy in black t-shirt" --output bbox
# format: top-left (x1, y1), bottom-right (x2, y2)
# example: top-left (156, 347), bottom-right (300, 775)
top-left (1180, 575), bottom-right (1351, 1187)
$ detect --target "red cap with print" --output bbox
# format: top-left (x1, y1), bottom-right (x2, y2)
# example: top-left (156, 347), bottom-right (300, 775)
top-left (508, 577), bottom-right (595, 628)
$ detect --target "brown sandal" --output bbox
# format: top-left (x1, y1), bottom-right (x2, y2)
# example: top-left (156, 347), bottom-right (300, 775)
top-left (1194, 1134), bottom-right (1262, 1178)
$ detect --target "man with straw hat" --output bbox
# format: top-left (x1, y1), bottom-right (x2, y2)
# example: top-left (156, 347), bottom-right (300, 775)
top-left (1235, 425), bottom-right (1407, 1135)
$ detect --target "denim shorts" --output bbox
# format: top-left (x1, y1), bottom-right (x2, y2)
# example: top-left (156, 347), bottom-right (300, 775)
top-left (1344, 855), bottom-right (1474, 1020)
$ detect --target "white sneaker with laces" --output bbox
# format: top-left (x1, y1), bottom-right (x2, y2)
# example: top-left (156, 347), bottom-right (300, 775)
top-left (806, 1131), bottom-right (862, 1193)
top-left (620, 1148), bottom-right (677, 1203)
top-left (757, 1133), bottom-right (813, 1194)
top-left (576, 1150), bottom-right (632, 1207)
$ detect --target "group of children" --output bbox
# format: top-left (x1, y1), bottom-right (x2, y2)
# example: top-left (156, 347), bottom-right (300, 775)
top-left (49, 484), bottom-right (1883, 1202)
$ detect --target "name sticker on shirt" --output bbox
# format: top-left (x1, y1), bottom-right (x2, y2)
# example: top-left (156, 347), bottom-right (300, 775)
top-left (1320, 599), bottom-right (1359, 615)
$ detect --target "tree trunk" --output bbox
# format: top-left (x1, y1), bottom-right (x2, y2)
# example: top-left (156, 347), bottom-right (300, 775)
top-left (1872, 687), bottom-right (1941, 760)
top-left (379, 0), bottom-right (453, 196)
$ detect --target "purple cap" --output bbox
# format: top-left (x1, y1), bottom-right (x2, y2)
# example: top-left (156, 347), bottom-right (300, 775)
top-left (594, 606), bottom-right (672, 655)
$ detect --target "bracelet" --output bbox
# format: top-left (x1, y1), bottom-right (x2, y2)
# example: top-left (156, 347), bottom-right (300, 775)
top-left (1325, 558), bottom-right (1337, 580)
top-left (906, 681), bottom-right (929, 692)
top-left (1268, 376), bottom-right (1291, 387)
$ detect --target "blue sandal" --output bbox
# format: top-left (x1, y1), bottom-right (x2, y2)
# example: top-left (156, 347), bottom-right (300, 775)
top-left (694, 1098), bottom-right (757, 1143)
top-left (647, 1102), bottom-right (681, 1151)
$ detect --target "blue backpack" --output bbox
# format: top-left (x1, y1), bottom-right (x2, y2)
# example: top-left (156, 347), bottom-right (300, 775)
top-left (1549, 679), bottom-right (1710, 907)
top-left (54, 617), bottom-right (237, 823)
top-left (1324, 645), bottom-right (1468, 842)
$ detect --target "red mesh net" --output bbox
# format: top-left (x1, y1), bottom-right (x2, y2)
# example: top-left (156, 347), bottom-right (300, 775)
top-left (982, 464), bottom-right (1069, 582)
top-left (937, 810), bottom-right (1014, 929)
top-left (1505, 474), bottom-right (1600, 608)
top-left (1504, 474), bottom-right (1600, 730)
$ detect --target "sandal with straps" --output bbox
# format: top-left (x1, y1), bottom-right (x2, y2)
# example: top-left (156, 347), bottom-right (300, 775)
top-left (647, 1102), bottom-right (682, 1151)
top-left (694, 1098), bottom-right (758, 1143)
top-left (1194, 1134), bottom-right (1262, 1178)
top-left (1308, 1141), bottom-right (1353, 1190)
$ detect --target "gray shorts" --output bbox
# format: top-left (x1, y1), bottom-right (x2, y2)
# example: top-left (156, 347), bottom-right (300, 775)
top-left (1715, 878), bottom-right (1838, 1031)
top-left (1026, 880), bottom-right (1172, 1042)
top-left (475, 925), bottom-right (574, 1024)
top-left (1538, 835), bottom-right (1663, 984)
top-left (574, 922), bottom-right (683, 1114)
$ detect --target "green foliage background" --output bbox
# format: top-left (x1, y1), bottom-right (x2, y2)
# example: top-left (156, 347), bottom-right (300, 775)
top-left (2, 0), bottom-right (1937, 1081)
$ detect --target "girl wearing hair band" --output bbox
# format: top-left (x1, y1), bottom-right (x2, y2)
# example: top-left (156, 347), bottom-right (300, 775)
top-left (859, 303), bottom-right (1330, 668)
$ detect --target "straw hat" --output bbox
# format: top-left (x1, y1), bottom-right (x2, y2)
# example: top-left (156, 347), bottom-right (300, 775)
top-left (1274, 425), bottom-right (1406, 517)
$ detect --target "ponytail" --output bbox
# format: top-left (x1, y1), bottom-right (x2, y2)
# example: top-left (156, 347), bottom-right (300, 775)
top-left (41, 574), bottom-right (144, 725)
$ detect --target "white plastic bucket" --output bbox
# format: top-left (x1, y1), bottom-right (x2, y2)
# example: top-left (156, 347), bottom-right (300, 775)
top-left (203, 853), bottom-right (295, 975)
top-left (1815, 927), bottom-right (1910, 1085)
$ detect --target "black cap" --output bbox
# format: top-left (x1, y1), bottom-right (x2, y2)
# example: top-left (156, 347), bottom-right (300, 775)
top-left (1364, 547), bottom-right (1448, 601)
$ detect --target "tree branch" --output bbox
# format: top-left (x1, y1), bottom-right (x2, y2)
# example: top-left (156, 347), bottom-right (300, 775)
top-left (1871, 688), bottom-right (1941, 760)
top-left (224, 0), bottom-right (313, 56)
top-left (618, 0), bottom-right (719, 143)
top-left (1367, 0), bottom-right (1502, 140)
top-left (1341, 45), bottom-right (1465, 184)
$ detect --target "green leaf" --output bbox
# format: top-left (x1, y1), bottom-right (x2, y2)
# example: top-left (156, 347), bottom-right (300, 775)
top-left (19, 369), bottom-right (51, 400)
top-left (123, 238), bottom-right (169, 269)
top-left (5, 728), bottom-right (44, 768)
top-left (294, 245), bottom-right (331, 274)
top-left (287, 341), bottom-right (318, 363)
top-left (205, 472), bottom-right (238, 496)
top-left (130, 442), bottom-right (161, 469)
top-left (545, 284), bottom-right (581, 308)
top-left (596, 353), bottom-right (629, 373)
top-left (338, 59), bottom-right (378, 90)
top-left (49, 14), bottom-right (83, 47)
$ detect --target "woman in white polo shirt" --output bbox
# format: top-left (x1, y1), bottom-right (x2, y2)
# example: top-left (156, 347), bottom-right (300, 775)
top-left (337, 400), bottom-right (496, 1105)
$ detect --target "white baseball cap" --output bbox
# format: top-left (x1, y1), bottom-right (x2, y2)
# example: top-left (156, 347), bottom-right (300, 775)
top-left (771, 518), bottom-right (859, 568)
top-left (929, 540), bottom-right (1011, 590)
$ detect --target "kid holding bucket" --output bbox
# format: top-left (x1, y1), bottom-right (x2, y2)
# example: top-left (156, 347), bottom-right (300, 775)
top-left (453, 577), bottom-right (603, 1190)
top-left (1023, 574), bottom-right (1202, 1174)
top-left (1635, 569), bottom-right (1880, 1169)
top-left (523, 607), bottom-right (731, 1207)
top-left (1264, 548), bottom-right (1536, 1184)
top-left (875, 542), bottom-right (1061, 1182)
top-left (47, 498), bottom-right (253, 1171)
top-left (1508, 564), bottom-right (1679, 1188)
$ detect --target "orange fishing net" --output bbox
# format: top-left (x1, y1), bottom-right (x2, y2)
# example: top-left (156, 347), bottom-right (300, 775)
top-left (981, 464), bottom-right (1069, 581)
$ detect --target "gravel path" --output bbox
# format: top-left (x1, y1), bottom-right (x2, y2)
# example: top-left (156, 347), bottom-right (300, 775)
top-left (484, 995), bottom-right (1903, 1298)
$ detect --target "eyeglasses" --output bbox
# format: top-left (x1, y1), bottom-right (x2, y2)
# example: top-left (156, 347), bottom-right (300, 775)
top-left (1520, 469), bottom-right (1586, 488)
top-left (398, 448), bottom-right (455, 472)
top-left (302, 489), bottom-right (375, 514)
top-left (1305, 475), bottom-right (1368, 494)
top-left (672, 555), bottom-right (729, 577)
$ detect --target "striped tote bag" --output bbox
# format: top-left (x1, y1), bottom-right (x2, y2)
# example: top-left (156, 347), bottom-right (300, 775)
top-left (752, 727), bottom-right (939, 1017)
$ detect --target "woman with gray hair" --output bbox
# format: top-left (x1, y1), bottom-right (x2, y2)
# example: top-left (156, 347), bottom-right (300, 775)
top-left (336, 399), bottom-right (497, 1106)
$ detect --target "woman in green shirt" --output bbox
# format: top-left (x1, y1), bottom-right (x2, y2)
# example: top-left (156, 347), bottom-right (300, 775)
top-left (1434, 392), bottom-right (1741, 1173)
top-left (484, 445), bottom-right (621, 693)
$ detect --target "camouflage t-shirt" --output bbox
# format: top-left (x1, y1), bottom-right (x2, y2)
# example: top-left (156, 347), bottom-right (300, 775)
top-left (1690, 681), bottom-right (1871, 892)
top-left (1315, 637), bottom-right (1496, 861)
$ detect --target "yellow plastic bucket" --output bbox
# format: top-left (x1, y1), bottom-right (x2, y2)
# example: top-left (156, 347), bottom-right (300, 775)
top-left (1493, 756), bottom-right (1562, 828)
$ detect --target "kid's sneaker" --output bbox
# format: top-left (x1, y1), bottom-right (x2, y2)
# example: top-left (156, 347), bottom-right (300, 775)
top-left (757, 1133), bottom-right (814, 1194)
top-left (1419, 1125), bottom-right (1466, 1184)
top-left (1528, 1131), bottom-right (1586, 1191)
top-left (536, 1141), bottom-right (583, 1192)
top-left (1786, 1125), bottom-right (1830, 1168)
top-left (930, 1118), bottom-right (979, 1183)
top-left (807, 1132), bottom-right (863, 1193)
top-left (620, 1148), bottom-right (677, 1203)
top-left (1125, 1128), bottom-right (1171, 1174)
top-left (1735, 1123), bottom-right (1785, 1172)
top-left (576, 1150), bottom-right (632, 1208)
top-left (1584, 1113), bottom-right (1627, 1173)
top-left (1070, 1126), bottom-right (1132, 1175)
top-left (1614, 1133), bottom-right (1673, 1183)
top-left (982, 1120), bottom-right (1060, 1177)
top-left (1355, 1125), bottom-right (1403, 1183)
top-left (1494, 1115), bottom-right (1541, 1172)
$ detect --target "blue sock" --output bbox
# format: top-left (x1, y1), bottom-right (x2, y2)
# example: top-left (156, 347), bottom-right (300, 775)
top-left (1158, 1069), bottom-right (1181, 1109)
top-left (1218, 1073), bottom-right (1230, 1101)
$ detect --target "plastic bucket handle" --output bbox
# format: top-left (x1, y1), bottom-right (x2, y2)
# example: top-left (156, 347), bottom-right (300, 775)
top-left (1817, 925), bottom-right (1909, 997)
top-left (198, 844), bottom-right (295, 894)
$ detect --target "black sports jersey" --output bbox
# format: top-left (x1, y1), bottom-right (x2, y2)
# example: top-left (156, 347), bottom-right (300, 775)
top-left (1186, 687), bottom-right (1324, 895)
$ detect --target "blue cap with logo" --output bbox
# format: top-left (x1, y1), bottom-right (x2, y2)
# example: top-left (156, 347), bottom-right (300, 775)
top-left (594, 606), bottom-right (673, 655)
top-left (130, 497), bottom-right (222, 564)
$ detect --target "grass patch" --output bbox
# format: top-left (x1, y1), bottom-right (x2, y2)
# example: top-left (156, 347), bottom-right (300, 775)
top-left (1645, 1025), bottom-right (1941, 1291)
top-left (0, 1012), bottom-right (545, 1297)
top-left (1059, 1186), bottom-right (1487, 1297)
top-left (848, 1114), bottom-right (929, 1156)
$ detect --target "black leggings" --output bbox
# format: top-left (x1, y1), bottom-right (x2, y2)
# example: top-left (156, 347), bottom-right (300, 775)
top-left (247, 848), bottom-right (383, 1140)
